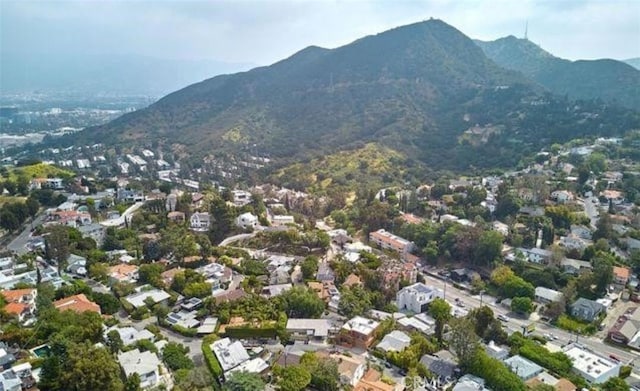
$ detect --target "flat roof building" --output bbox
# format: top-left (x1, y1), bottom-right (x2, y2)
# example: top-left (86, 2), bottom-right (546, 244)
top-left (563, 344), bottom-right (620, 384)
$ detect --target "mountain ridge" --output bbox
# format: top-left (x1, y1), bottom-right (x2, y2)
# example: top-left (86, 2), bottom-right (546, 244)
top-left (61, 19), bottom-right (640, 173)
top-left (475, 36), bottom-right (640, 109)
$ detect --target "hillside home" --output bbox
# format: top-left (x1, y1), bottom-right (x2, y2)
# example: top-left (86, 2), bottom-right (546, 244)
top-left (504, 355), bottom-right (543, 381)
top-left (561, 258), bottom-right (592, 275)
top-left (517, 248), bottom-right (552, 264)
top-left (376, 330), bottom-right (411, 353)
top-left (338, 316), bottom-right (380, 349)
top-left (190, 212), bottom-right (210, 232)
top-left (236, 212), bottom-right (258, 229)
top-left (396, 283), bottom-right (444, 314)
top-left (0, 289), bottom-right (37, 324)
top-left (331, 353), bottom-right (367, 387)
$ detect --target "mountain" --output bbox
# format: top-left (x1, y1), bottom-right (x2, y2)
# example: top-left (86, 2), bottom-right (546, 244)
top-left (625, 58), bottom-right (640, 70)
top-left (475, 36), bottom-right (640, 109)
top-left (63, 20), bottom-right (640, 173)
top-left (0, 53), bottom-right (255, 96)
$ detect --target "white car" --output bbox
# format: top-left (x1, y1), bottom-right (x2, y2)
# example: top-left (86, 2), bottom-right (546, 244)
top-left (497, 314), bottom-right (510, 322)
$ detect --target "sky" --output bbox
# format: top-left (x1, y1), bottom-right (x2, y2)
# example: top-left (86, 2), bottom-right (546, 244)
top-left (2, 0), bottom-right (639, 68)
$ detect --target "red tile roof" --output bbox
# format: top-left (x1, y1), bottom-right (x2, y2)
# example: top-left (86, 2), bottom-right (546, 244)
top-left (53, 294), bottom-right (101, 314)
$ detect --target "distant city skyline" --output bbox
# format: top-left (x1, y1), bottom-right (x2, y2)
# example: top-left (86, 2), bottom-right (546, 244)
top-left (2, 0), bottom-right (639, 69)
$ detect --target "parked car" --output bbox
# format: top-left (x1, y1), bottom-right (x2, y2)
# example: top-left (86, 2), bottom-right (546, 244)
top-left (497, 314), bottom-right (510, 322)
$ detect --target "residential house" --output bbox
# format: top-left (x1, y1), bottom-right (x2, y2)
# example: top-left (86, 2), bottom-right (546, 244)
top-left (116, 188), bottom-right (144, 203)
top-left (261, 283), bottom-right (292, 298)
top-left (118, 349), bottom-right (163, 389)
top-left (535, 287), bottom-right (563, 304)
top-left (231, 190), bottom-right (252, 206)
top-left (210, 337), bottom-right (250, 376)
top-left (0, 344), bottom-right (16, 370)
top-left (517, 248), bottom-right (552, 264)
top-left (559, 235), bottom-right (592, 252)
top-left (161, 268), bottom-right (182, 287)
top-left (167, 211), bottom-right (185, 222)
top-left (65, 254), bottom-right (87, 277)
top-left (551, 190), bottom-right (574, 204)
top-left (213, 289), bottom-right (247, 305)
top-left (396, 283), bottom-right (444, 314)
top-left (108, 264), bottom-right (139, 285)
top-left (504, 355), bottom-right (543, 381)
top-left (270, 214), bottom-right (295, 226)
top-left (570, 225), bottom-right (592, 240)
top-left (420, 350), bottom-right (458, 386)
top-left (397, 316), bottom-right (432, 335)
top-left (608, 307), bottom-right (640, 347)
top-left (354, 369), bottom-right (395, 391)
top-left (563, 344), bottom-right (620, 384)
top-left (78, 223), bottom-right (106, 246)
top-left (236, 212), bottom-right (258, 230)
top-left (369, 229), bottom-right (414, 254)
top-left (376, 330), bottom-right (411, 353)
top-left (190, 212), bottom-right (210, 232)
top-left (561, 258), bottom-right (592, 275)
top-left (453, 375), bottom-right (490, 391)
top-left (613, 266), bottom-right (631, 286)
top-left (53, 294), bottom-right (101, 314)
top-left (0, 362), bottom-right (35, 391)
top-left (285, 319), bottom-right (332, 343)
top-left (105, 326), bottom-right (155, 347)
top-left (166, 310), bottom-right (199, 329)
top-left (197, 317), bottom-right (219, 335)
top-left (124, 289), bottom-right (171, 309)
top-left (338, 316), bottom-right (380, 349)
top-left (570, 298), bottom-right (605, 322)
top-left (0, 289), bottom-right (37, 324)
top-left (331, 353), bottom-right (367, 387)
top-left (342, 273), bottom-right (362, 288)
top-left (492, 221), bottom-right (510, 236)
top-left (484, 340), bottom-right (509, 360)
top-left (191, 192), bottom-right (204, 209)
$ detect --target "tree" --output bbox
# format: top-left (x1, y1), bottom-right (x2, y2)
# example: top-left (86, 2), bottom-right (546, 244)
top-left (475, 230), bottom-right (503, 265)
top-left (428, 298), bottom-right (451, 343)
top-left (601, 377), bottom-right (630, 391)
top-left (594, 213), bottom-right (614, 241)
top-left (106, 330), bottom-right (123, 355)
top-left (275, 365), bottom-right (312, 391)
top-left (299, 352), bottom-right (339, 391)
top-left (592, 252), bottom-right (614, 295)
top-left (279, 287), bottom-right (325, 318)
top-left (88, 262), bottom-right (109, 282)
top-left (162, 342), bottom-right (194, 371)
top-left (338, 285), bottom-right (372, 318)
top-left (300, 256), bottom-right (319, 280)
top-left (511, 297), bottom-right (534, 315)
top-left (468, 306), bottom-right (494, 337)
top-left (40, 341), bottom-right (124, 391)
top-left (449, 317), bottom-right (480, 369)
top-left (222, 371), bottom-right (265, 391)
top-left (45, 226), bottom-right (70, 275)
top-left (138, 263), bottom-right (165, 287)
top-left (124, 374), bottom-right (141, 391)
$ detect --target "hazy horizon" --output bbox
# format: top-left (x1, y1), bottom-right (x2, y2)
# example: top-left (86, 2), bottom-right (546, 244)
top-left (2, 0), bottom-right (639, 95)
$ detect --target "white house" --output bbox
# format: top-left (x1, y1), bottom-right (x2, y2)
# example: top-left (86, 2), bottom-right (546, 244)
top-left (190, 212), bottom-right (210, 232)
top-left (396, 283), bottom-right (444, 314)
top-left (534, 287), bottom-right (563, 304)
top-left (236, 212), bottom-right (258, 230)
top-left (210, 338), bottom-right (250, 375)
top-left (118, 349), bottom-right (162, 389)
top-left (551, 190), bottom-right (574, 204)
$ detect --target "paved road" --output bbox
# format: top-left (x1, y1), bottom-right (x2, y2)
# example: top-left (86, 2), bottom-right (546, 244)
top-left (219, 233), bottom-right (256, 247)
top-left (582, 196), bottom-right (601, 229)
top-left (421, 272), bottom-right (640, 365)
top-left (7, 213), bottom-right (46, 255)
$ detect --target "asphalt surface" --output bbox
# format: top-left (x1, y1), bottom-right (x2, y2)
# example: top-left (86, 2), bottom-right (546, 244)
top-left (7, 213), bottom-right (46, 255)
top-left (421, 272), bottom-right (640, 366)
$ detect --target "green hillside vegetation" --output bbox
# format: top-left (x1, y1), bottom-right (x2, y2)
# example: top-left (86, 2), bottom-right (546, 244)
top-left (475, 36), bottom-right (640, 109)
top-left (1, 163), bottom-right (74, 183)
top-left (270, 143), bottom-right (419, 193)
top-left (53, 20), bottom-right (640, 173)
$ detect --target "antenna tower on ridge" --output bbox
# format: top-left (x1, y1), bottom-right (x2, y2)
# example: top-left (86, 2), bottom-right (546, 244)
top-left (524, 20), bottom-right (528, 40)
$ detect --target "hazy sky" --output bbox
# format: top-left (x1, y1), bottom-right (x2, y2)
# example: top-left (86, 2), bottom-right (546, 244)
top-left (2, 0), bottom-right (639, 67)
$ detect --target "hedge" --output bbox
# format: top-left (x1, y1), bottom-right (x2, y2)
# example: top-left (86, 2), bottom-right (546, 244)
top-left (202, 335), bottom-right (222, 389)
top-left (224, 326), bottom-right (278, 339)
